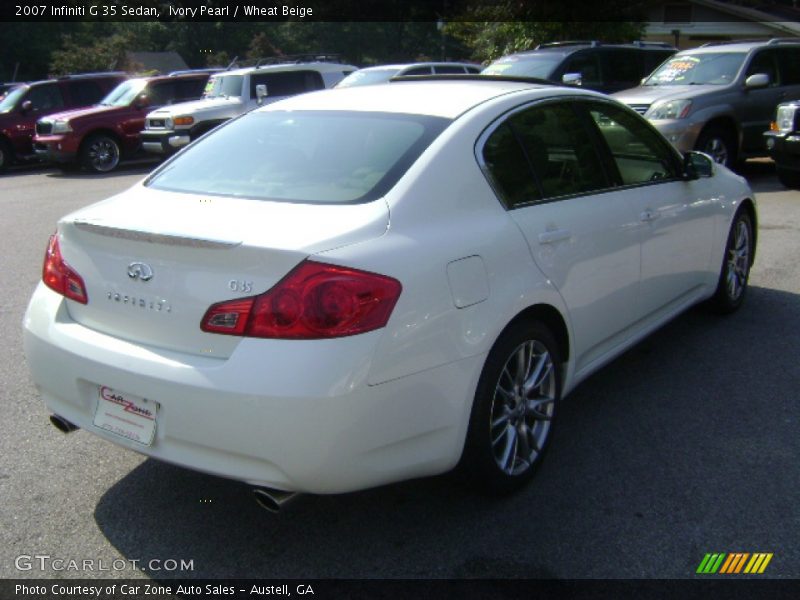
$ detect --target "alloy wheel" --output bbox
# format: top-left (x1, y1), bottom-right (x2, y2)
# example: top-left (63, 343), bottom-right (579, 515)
top-left (726, 218), bottom-right (750, 302)
top-left (490, 340), bottom-right (556, 476)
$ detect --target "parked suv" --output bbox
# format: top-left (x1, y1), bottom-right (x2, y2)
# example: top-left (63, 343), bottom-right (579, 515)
top-left (764, 100), bottom-right (800, 188)
top-left (481, 41), bottom-right (675, 94)
top-left (0, 73), bottom-right (126, 172)
top-left (33, 72), bottom-right (211, 173)
top-left (140, 58), bottom-right (356, 156)
top-left (336, 62), bottom-right (481, 88)
top-left (613, 38), bottom-right (800, 168)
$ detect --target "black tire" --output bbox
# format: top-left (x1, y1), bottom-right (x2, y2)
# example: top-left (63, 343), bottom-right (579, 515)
top-left (462, 320), bottom-right (561, 494)
top-left (709, 210), bottom-right (753, 314)
top-left (777, 167), bottom-right (800, 189)
top-left (0, 137), bottom-right (12, 173)
top-left (80, 133), bottom-right (121, 173)
top-left (696, 126), bottom-right (737, 170)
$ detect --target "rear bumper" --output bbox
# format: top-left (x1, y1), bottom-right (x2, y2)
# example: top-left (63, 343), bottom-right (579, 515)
top-left (140, 130), bottom-right (190, 155)
top-left (32, 134), bottom-right (79, 164)
top-left (23, 284), bottom-right (480, 494)
top-left (764, 131), bottom-right (800, 172)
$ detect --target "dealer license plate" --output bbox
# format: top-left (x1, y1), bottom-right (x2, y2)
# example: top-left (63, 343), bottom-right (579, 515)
top-left (93, 385), bottom-right (158, 446)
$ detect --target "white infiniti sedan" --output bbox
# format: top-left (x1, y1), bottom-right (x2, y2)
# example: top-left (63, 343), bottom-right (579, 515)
top-left (23, 78), bottom-right (756, 508)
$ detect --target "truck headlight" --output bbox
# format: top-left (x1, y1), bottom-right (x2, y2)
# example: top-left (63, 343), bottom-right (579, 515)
top-left (775, 104), bottom-right (797, 132)
top-left (51, 120), bottom-right (72, 134)
top-left (645, 99), bottom-right (692, 120)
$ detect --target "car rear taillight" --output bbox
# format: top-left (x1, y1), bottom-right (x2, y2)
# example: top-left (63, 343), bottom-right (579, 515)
top-left (201, 260), bottom-right (401, 339)
top-left (42, 234), bottom-right (88, 304)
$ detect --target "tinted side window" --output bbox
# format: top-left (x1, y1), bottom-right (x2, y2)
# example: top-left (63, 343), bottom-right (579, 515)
top-left (66, 80), bottom-right (103, 106)
top-left (147, 81), bottom-right (179, 105)
top-left (601, 49), bottom-right (642, 87)
top-left (509, 103), bottom-right (608, 199)
top-left (176, 78), bottom-right (206, 100)
top-left (746, 49), bottom-right (779, 86)
top-left (466, 66), bottom-right (482, 74)
top-left (561, 52), bottom-right (601, 87)
top-left (586, 102), bottom-right (680, 185)
top-left (25, 84), bottom-right (64, 111)
top-left (403, 67), bottom-right (433, 76)
top-left (643, 50), bottom-right (675, 74)
top-left (778, 48), bottom-right (800, 85)
top-left (482, 122), bottom-right (541, 207)
top-left (434, 65), bottom-right (467, 74)
top-left (250, 71), bottom-right (324, 98)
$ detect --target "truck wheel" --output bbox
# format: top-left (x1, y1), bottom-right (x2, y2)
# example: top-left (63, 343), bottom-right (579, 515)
top-left (696, 126), bottom-right (737, 169)
top-left (81, 134), bottom-right (120, 173)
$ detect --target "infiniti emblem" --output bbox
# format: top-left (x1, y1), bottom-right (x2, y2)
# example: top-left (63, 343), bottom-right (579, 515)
top-left (127, 262), bottom-right (154, 282)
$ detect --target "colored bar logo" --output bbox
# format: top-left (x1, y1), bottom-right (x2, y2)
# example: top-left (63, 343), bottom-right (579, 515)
top-left (697, 553), bottom-right (773, 574)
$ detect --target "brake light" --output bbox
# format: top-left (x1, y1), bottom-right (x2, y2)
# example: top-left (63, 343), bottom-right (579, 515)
top-left (42, 234), bottom-right (88, 304)
top-left (201, 261), bottom-right (402, 339)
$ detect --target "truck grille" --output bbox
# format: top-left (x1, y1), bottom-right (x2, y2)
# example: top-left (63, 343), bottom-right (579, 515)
top-left (628, 104), bottom-right (650, 116)
top-left (36, 122), bottom-right (53, 135)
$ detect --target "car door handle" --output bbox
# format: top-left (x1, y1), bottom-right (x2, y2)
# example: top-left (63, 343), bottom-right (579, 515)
top-left (640, 209), bottom-right (661, 222)
top-left (538, 229), bottom-right (572, 244)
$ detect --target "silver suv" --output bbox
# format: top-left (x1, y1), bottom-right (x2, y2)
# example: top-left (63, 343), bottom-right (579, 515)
top-left (613, 38), bottom-right (800, 168)
top-left (141, 57), bottom-right (356, 156)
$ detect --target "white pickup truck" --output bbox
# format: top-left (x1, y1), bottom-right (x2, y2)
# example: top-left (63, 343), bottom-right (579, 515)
top-left (141, 60), bottom-right (356, 155)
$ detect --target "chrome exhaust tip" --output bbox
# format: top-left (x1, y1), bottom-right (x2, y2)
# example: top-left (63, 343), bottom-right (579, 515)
top-left (49, 414), bottom-right (79, 434)
top-left (252, 487), bottom-right (298, 513)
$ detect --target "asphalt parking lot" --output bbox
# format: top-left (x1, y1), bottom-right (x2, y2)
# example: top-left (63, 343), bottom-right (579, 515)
top-left (0, 161), bottom-right (798, 580)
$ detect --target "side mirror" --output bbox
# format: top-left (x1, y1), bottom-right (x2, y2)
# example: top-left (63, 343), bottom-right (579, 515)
top-left (684, 151), bottom-right (714, 179)
top-left (20, 100), bottom-right (33, 114)
top-left (745, 73), bottom-right (769, 89)
top-left (255, 84), bottom-right (268, 105)
top-left (562, 73), bottom-right (582, 86)
top-left (134, 94), bottom-right (150, 109)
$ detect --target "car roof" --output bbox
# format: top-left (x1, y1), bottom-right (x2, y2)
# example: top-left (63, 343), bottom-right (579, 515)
top-left (220, 62), bottom-right (357, 76)
top-left (358, 62), bottom-right (478, 72)
top-left (257, 79), bottom-right (572, 119)
top-left (680, 40), bottom-right (798, 54)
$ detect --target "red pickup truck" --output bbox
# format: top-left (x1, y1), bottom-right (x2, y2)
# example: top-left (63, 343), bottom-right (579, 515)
top-left (0, 73), bottom-right (125, 173)
top-left (33, 72), bottom-right (210, 173)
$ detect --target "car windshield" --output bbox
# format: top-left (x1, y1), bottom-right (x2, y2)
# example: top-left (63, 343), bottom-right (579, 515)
top-left (203, 75), bottom-right (244, 98)
top-left (482, 54), bottom-right (565, 79)
top-left (100, 79), bottom-right (148, 106)
top-left (336, 69), bottom-right (399, 88)
top-left (0, 85), bottom-right (26, 113)
top-left (645, 53), bottom-right (746, 86)
top-left (146, 110), bottom-right (450, 204)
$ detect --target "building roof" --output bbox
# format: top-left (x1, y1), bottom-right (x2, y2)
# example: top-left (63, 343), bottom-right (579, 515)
top-left (125, 51), bottom-right (189, 74)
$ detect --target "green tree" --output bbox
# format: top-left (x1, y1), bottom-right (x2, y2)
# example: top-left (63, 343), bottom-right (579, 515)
top-left (50, 31), bottom-right (137, 75)
top-left (445, 1), bottom-right (645, 63)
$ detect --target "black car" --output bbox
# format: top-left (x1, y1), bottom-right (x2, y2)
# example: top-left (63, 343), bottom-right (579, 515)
top-left (482, 41), bottom-right (676, 94)
top-left (765, 100), bottom-right (800, 188)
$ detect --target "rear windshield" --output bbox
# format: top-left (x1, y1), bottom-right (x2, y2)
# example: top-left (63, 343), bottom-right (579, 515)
top-left (146, 110), bottom-right (450, 204)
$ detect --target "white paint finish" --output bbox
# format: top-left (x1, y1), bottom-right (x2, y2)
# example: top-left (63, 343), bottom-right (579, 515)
top-left (23, 81), bottom-right (756, 493)
top-left (510, 192), bottom-right (642, 374)
top-left (446, 256), bottom-right (489, 308)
